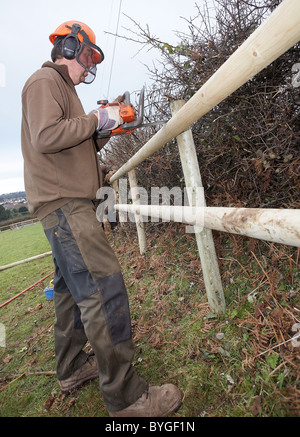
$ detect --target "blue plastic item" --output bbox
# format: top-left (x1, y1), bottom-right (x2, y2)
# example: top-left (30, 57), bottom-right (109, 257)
top-left (44, 280), bottom-right (54, 301)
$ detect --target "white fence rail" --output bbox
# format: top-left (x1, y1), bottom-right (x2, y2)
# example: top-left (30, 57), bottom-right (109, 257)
top-left (107, 0), bottom-right (300, 314)
top-left (115, 205), bottom-right (300, 249)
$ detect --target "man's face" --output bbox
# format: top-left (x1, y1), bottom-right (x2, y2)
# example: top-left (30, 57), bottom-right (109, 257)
top-left (55, 44), bottom-right (100, 85)
top-left (75, 45), bottom-right (98, 84)
top-left (70, 58), bottom-right (88, 85)
top-left (77, 45), bottom-right (94, 70)
top-left (67, 47), bottom-right (94, 85)
top-left (70, 46), bottom-right (97, 85)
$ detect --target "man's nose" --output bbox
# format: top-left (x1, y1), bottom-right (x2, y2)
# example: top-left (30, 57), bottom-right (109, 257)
top-left (87, 56), bottom-right (93, 68)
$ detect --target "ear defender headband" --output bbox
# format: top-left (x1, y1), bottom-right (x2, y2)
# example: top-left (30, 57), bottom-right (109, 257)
top-left (61, 23), bottom-right (82, 59)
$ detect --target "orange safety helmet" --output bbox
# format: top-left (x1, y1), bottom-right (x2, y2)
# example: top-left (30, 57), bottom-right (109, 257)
top-left (49, 20), bottom-right (104, 83)
top-left (50, 20), bottom-right (97, 45)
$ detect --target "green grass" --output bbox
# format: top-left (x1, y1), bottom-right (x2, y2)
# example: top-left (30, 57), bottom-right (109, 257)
top-left (0, 224), bottom-right (51, 266)
top-left (0, 222), bottom-right (299, 417)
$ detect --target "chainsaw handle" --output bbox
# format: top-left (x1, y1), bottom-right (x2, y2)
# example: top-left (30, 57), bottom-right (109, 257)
top-left (122, 91), bottom-right (131, 106)
top-left (97, 92), bottom-right (130, 106)
top-left (122, 87), bottom-right (144, 129)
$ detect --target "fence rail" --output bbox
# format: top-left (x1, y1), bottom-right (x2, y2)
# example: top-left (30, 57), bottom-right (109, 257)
top-left (0, 218), bottom-right (39, 232)
top-left (107, 0), bottom-right (300, 314)
top-left (115, 205), bottom-right (300, 249)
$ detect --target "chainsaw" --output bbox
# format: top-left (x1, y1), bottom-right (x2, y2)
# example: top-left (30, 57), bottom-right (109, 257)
top-left (94, 87), bottom-right (166, 139)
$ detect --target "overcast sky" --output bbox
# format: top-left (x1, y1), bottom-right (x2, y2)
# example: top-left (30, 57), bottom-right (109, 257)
top-left (0, 0), bottom-right (211, 195)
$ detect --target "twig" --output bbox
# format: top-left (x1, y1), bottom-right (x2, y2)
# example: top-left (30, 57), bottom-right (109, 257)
top-left (219, 256), bottom-right (255, 286)
top-left (269, 360), bottom-right (288, 377)
top-left (0, 372), bottom-right (26, 392)
top-left (247, 279), bottom-right (268, 296)
top-left (0, 371), bottom-right (56, 393)
top-left (251, 251), bottom-right (278, 302)
top-left (255, 332), bottom-right (300, 358)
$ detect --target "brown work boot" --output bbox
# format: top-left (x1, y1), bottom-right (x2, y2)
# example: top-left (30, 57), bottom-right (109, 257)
top-left (59, 355), bottom-right (99, 393)
top-left (109, 384), bottom-right (182, 417)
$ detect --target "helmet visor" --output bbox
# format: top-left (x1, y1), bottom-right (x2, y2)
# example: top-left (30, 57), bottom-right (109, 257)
top-left (76, 42), bottom-right (104, 84)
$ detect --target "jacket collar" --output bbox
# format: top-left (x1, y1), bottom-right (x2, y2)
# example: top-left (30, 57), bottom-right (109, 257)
top-left (42, 61), bottom-right (75, 89)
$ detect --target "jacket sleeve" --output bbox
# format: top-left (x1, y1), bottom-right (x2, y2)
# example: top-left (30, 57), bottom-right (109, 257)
top-left (94, 137), bottom-right (109, 152)
top-left (22, 77), bottom-right (98, 154)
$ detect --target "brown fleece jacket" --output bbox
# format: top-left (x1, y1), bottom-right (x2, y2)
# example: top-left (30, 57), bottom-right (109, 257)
top-left (21, 61), bottom-right (105, 219)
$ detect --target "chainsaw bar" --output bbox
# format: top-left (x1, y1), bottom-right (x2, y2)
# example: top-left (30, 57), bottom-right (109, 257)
top-left (95, 120), bottom-right (167, 139)
top-left (134, 120), bottom-right (167, 129)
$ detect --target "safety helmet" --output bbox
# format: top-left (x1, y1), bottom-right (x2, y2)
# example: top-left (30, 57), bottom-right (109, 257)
top-left (49, 20), bottom-right (104, 84)
top-left (50, 20), bottom-right (97, 44)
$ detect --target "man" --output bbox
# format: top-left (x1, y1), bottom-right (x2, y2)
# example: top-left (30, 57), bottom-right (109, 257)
top-left (21, 20), bottom-right (182, 417)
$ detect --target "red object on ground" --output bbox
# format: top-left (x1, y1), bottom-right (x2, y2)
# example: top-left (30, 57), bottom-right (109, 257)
top-left (0, 271), bottom-right (54, 308)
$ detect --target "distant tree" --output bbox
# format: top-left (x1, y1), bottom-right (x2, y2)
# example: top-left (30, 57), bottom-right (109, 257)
top-left (18, 206), bottom-right (28, 213)
top-left (0, 205), bottom-right (10, 221)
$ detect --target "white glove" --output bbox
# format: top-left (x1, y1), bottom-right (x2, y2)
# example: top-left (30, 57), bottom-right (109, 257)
top-left (94, 106), bottom-right (123, 131)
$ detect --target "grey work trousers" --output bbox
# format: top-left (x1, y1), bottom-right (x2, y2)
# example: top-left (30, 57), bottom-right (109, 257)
top-left (41, 199), bottom-right (147, 412)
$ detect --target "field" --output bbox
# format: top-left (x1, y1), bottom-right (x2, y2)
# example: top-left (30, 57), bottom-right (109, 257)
top-left (0, 221), bottom-right (299, 417)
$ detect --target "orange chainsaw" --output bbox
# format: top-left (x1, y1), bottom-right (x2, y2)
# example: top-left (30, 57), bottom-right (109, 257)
top-left (94, 87), bottom-right (166, 139)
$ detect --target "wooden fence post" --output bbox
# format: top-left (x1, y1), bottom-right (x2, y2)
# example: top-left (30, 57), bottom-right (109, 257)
top-left (170, 100), bottom-right (226, 314)
top-left (128, 169), bottom-right (147, 255)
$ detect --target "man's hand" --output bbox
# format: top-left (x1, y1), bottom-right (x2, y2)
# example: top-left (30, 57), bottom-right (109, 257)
top-left (113, 95), bottom-right (125, 103)
top-left (104, 169), bottom-right (116, 184)
top-left (100, 165), bottom-right (116, 185)
top-left (93, 106), bottom-right (123, 131)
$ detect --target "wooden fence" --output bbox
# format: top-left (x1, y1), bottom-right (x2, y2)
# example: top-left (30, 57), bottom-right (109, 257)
top-left (0, 218), bottom-right (39, 232)
top-left (106, 0), bottom-right (300, 314)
